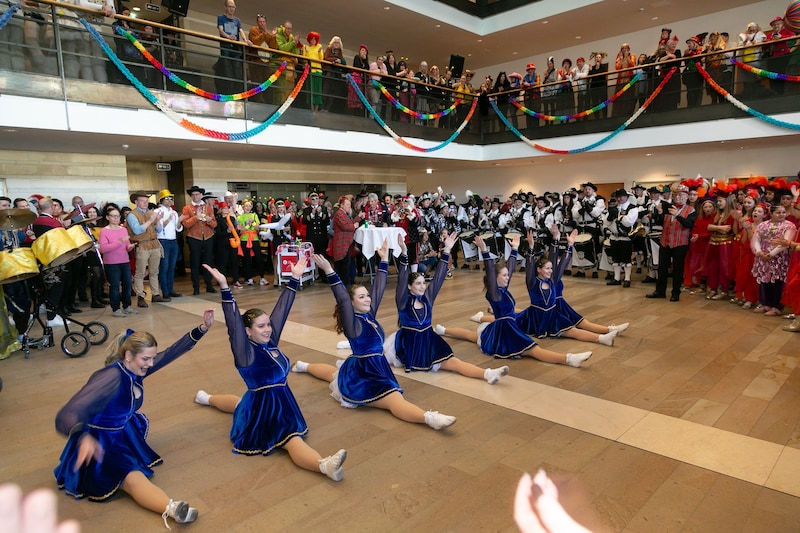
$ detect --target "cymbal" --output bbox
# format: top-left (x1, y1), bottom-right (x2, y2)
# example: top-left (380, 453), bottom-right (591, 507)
top-left (73, 215), bottom-right (101, 225)
top-left (65, 202), bottom-right (96, 221)
top-left (0, 208), bottom-right (36, 230)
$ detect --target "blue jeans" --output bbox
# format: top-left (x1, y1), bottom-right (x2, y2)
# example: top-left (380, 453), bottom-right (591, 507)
top-left (158, 239), bottom-right (179, 296)
top-left (104, 262), bottom-right (132, 311)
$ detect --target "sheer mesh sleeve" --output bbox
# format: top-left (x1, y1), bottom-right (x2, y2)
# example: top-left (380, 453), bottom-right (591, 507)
top-left (369, 261), bottom-right (389, 314)
top-left (396, 254), bottom-right (409, 310)
top-left (55, 366), bottom-right (122, 437)
top-left (484, 252), bottom-right (500, 301)
top-left (269, 277), bottom-right (299, 345)
top-left (552, 245), bottom-right (572, 283)
top-left (427, 251), bottom-right (450, 302)
top-left (329, 272), bottom-right (362, 339)
top-left (220, 288), bottom-right (255, 368)
top-left (148, 326), bottom-right (207, 374)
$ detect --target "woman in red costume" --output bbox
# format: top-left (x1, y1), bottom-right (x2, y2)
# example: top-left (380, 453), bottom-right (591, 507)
top-left (705, 183), bottom-right (738, 300)
top-left (686, 198), bottom-right (715, 293)
top-left (731, 193), bottom-right (760, 309)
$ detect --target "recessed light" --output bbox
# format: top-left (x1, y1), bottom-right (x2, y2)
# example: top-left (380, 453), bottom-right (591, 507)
top-left (512, 51), bottom-right (518, 55)
top-left (646, 153), bottom-right (652, 156)
top-left (575, 36), bottom-right (581, 39)
top-left (435, 24), bottom-right (441, 28)
top-left (384, 6), bottom-right (390, 9)
top-left (477, 39), bottom-right (482, 42)
top-left (426, 168), bottom-right (433, 174)
top-left (651, 16), bottom-right (658, 20)
top-left (132, 6), bottom-right (140, 10)
top-left (542, 20), bottom-right (549, 24)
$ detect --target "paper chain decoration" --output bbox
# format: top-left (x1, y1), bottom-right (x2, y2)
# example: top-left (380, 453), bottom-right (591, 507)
top-left (493, 68), bottom-right (677, 154)
top-left (511, 71), bottom-right (642, 122)
top-left (83, 19), bottom-right (308, 140)
top-left (115, 25), bottom-right (287, 101)
top-left (347, 73), bottom-right (477, 152)
top-left (729, 57), bottom-right (800, 82)
top-left (373, 81), bottom-right (463, 119)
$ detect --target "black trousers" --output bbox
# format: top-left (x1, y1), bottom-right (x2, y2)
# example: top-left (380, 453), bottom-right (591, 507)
top-left (655, 244), bottom-right (688, 297)
top-left (187, 237), bottom-right (214, 290)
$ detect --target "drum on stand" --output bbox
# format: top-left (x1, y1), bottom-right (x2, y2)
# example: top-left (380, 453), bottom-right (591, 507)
top-left (66, 225), bottom-right (93, 255)
top-left (31, 228), bottom-right (78, 268)
top-left (0, 248), bottom-right (39, 284)
top-left (572, 233), bottom-right (593, 243)
top-left (479, 232), bottom-right (500, 257)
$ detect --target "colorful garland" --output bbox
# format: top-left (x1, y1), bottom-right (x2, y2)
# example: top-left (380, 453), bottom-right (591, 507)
top-left (347, 73), bottom-right (477, 152)
top-left (114, 25), bottom-right (286, 101)
top-left (696, 62), bottom-right (800, 131)
top-left (0, 4), bottom-right (20, 30)
top-left (510, 72), bottom-right (642, 122)
top-left (492, 68), bottom-right (677, 154)
top-left (729, 57), bottom-right (800, 82)
top-left (82, 19), bottom-right (308, 140)
top-left (373, 81), bottom-right (463, 119)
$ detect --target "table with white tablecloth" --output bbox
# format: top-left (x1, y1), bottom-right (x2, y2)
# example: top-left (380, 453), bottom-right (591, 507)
top-left (353, 226), bottom-right (407, 258)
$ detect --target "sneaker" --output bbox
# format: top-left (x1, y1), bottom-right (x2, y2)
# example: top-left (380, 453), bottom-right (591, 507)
top-left (137, 296), bottom-right (149, 308)
top-left (434, 324), bottom-right (446, 335)
top-left (123, 307), bottom-right (138, 315)
top-left (162, 500), bottom-right (198, 528)
top-left (566, 351), bottom-right (592, 368)
top-left (608, 323), bottom-right (629, 335)
top-left (47, 316), bottom-right (66, 327)
top-left (246, 279), bottom-right (255, 286)
top-left (336, 340), bottom-right (350, 350)
top-left (711, 292), bottom-right (726, 300)
top-left (424, 410), bottom-right (456, 430)
top-left (484, 366), bottom-right (509, 385)
top-left (598, 331), bottom-right (617, 346)
top-left (112, 309), bottom-right (126, 318)
top-left (445, 272), bottom-right (453, 279)
top-left (318, 449), bottom-right (347, 481)
top-left (470, 311), bottom-right (484, 323)
top-left (194, 390), bottom-right (211, 405)
top-left (232, 281), bottom-right (243, 289)
top-left (741, 301), bottom-right (753, 310)
top-left (260, 278), bottom-right (269, 286)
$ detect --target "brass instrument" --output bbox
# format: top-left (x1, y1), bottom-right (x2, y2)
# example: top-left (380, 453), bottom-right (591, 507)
top-left (628, 223), bottom-right (646, 237)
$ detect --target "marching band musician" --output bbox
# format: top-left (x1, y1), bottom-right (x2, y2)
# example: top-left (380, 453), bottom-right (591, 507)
top-left (571, 182), bottom-right (605, 278)
top-left (605, 189), bottom-right (641, 288)
top-left (642, 186), bottom-right (667, 284)
top-left (528, 195), bottom-right (557, 257)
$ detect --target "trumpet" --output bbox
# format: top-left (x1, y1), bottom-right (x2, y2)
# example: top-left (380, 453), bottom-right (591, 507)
top-left (628, 222), bottom-right (646, 237)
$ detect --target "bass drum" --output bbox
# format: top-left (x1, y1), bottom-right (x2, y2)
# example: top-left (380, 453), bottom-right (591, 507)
top-left (0, 247), bottom-right (39, 284)
top-left (32, 228), bottom-right (78, 268)
top-left (66, 225), bottom-right (93, 255)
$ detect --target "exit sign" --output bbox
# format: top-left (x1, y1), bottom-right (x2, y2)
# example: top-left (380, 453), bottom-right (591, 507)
top-left (146, 3), bottom-right (160, 12)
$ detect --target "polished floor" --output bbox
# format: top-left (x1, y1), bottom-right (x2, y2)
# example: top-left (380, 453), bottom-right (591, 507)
top-left (1, 263), bottom-right (799, 532)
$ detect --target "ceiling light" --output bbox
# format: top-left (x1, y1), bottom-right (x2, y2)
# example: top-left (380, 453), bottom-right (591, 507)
top-left (435, 24), bottom-right (440, 28)
top-left (542, 20), bottom-right (549, 24)
top-left (646, 153), bottom-right (652, 156)
top-left (575, 36), bottom-right (581, 39)
top-left (512, 51), bottom-right (518, 55)
top-left (384, 6), bottom-right (390, 9)
top-left (477, 39), bottom-right (482, 43)
top-left (426, 168), bottom-right (433, 174)
top-left (132, 6), bottom-right (140, 10)
top-left (651, 16), bottom-right (658, 20)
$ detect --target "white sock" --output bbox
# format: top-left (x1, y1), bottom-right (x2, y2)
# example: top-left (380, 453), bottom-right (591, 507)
top-left (336, 340), bottom-right (350, 350)
top-left (318, 449), bottom-right (347, 481)
top-left (484, 366), bottom-right (510, 385)
top-left (434, 324), bottom-right (446, 336)
top-left (623, 263), bottom-right (632, 281)
top-left (424, 410), bottom-right (457, 430)
top-left (609, 322), bottom-right (629, 335)
top-left (598, 331), bottom-right (617, 346)
top-left (470, 311), bottom-right (484, 323)
top-left (291, 360), bottom-right (309, 373)
top-left (565, 351), bottom-right (592, 368)
top-left (613, 264), bottom-right (621, 280)
top-left (194, 390), bottom-right (211, 405)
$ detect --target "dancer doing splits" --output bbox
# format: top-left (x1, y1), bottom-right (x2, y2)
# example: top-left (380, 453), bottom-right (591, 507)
top-left (54, 316), bottom-right (214, 528)
top-left (470, 229), bottom-right (629, 346)
top-left (293, 240), bottom-right (457, 430)
top-left (435, 235), bottom-right (593, 367)
top-left (385, 232), bottom-right (509, 383)
top-left (194, 261), bottom-right (347, 481)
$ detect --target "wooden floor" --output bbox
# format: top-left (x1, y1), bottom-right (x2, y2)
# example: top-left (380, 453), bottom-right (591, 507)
top-left (2, 265), bottom-right (800, 532)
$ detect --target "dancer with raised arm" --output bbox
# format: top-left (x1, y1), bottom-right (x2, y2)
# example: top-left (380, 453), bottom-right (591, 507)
top-left (292, 240), bottom-right (457, 430)
top-left (470, 229), bottom-right (628, 346)
top-left (386, 232), bottom-right (509, 383)
top-left (435, 235), bottom-right (593, 367)
top-left (194, 261), bottom-right (347, 481)
top-left (54, 315), bottom-right (214, 528)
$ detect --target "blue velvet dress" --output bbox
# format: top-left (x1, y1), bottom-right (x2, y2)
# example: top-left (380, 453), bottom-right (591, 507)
top-left (516, 245), bottom-right (583, 337)
top-left (221, 281), bottom-right (309, 455)
top-left (54, 327), bottom-right (207, 501)
top-left (479, 250), bottom-right (538, 358)
top-left (392, 252), bottom-right (453, 372)
top-left (328, 262), bottom-right (403, 405)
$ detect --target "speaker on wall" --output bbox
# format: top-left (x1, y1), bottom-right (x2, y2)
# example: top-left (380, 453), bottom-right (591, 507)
top-left (164, 0), bottom-right (189, 17)
top-left (448, 55), bottom-right (465, 79)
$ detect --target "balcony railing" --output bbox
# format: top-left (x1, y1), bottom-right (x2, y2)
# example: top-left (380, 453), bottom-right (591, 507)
top-left (1, 1), bottom-right (798, 147)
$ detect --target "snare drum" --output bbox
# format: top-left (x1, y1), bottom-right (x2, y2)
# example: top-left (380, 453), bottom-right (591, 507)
top-left (458, 230), bottom-right (476, 244)
top-left (0, 247), bottom-right (39, 284)
top-left (573, 233), bottom-right (593, 243)
top-left (32, 228), bottom-right (78, 268)
top-left (67, 225), bottom-right (93, 255)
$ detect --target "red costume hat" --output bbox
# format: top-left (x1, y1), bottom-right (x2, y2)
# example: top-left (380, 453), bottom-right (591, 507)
top-left (307, 31), bottom-right (321, 43)
top-left (526, 62), bottom-right (536, 70)
top-left (770, 16), bottom-right (784, 26)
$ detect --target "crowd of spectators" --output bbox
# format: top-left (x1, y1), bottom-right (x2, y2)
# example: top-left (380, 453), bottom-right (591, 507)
top-left (3, 3), bottom-right (798, 127)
